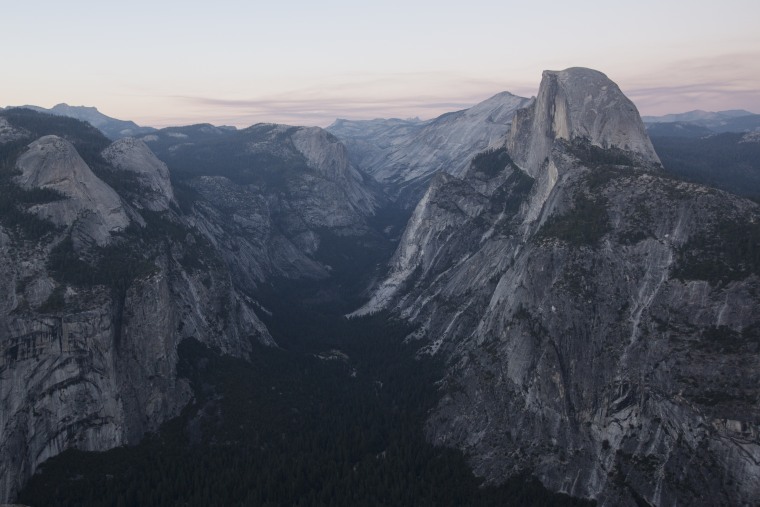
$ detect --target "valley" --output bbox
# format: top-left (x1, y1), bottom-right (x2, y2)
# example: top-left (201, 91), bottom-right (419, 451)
top-left (17, 298), bottom-right (589, 507)
top-left (1, 67), bottom-right (759, 506)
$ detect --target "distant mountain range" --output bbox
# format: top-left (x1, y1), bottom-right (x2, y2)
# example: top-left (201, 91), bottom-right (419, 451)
top-left (8, 101), bottom-right (759, 144)
top-left (3, 69), bottom-right (760, 507)
top-left (328, 92), bottom-right (533, 205)
top-left (643, 109), bottom-right (760, 138)
top-left (3, 103), bottom-right (156, 140)
top-left (642, 109), bottom-right (754, 123)
top-left (637, 109), bottom-right (760, 200)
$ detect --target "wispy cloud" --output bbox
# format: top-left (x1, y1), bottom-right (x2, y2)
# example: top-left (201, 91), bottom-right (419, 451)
top-left (135, 54), bottom-right (759, 127)
top-left (621, 52), bottom-right (760, 115)
top-left (138, 71), bottom-right (536, 128)
top-left (168, 94), bottom-right (486, 127)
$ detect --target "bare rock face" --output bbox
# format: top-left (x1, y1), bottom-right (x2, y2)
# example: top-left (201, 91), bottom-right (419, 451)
top-left (359, 69), bottom-right (760, 506)
top-left (283, 126), bottom-right (380, 230)
top-left (102, 138), bottom-right (176, 211)
top-left (15, 135), bottom-right (130, 245)
top-left (508, 67), bottom-right (660, 179)
top-left (0, 109), bottom-right (393, 502)
top-left (291, 127), bottom-right (378, 216)
top-left (351, 172), bottom-right (491, 318)
top-left (507, 68), bottom-right (660, 225)
top-left (328, 92), bottom-right (533, 199)
top-left (0, 236), bottom-right (272, 501)
top-left (187, 174), bottom-right (329, 287)
top-left (0, 117), bottom-right (273, 502)
top-left (0, 216), bottom-right (274, 501)
top-left (142, 122), bottom-right (386, 287)
top-left (0, 114), bottom-right (389, 500)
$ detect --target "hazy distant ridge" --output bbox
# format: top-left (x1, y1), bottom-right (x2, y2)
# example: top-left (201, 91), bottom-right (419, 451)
top-left (644, 109), bottom-right (760, 135)
top-left (3, 103), bottom-right (156, 140)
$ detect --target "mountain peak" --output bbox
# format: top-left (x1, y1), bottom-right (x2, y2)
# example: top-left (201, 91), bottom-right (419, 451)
top-left (102, 137), bottom-right (176, 211)
top-left (508, 66), bottom-right (659, 179)
top-left (5, 103), bottom-right (156, 140)
top-left (327, 91), bottom-right (532, 197)
top-left (50, 103), bottom-right (102, 118)
top-left (15, 135), bottom-right (130, 245)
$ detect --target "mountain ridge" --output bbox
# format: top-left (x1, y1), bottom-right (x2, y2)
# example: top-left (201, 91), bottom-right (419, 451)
top-left (644, 109), bottom-right (760, 136)
top-left (356, 67), bottom-right (760, 506)
top-left (0, 109), bottom-right (389, 501)
top-left (3, 69), bottom-right (760, 506)
top-left (4, 104), bottom-right (156, 140)
top-left (642, 109), bottom-right (756, 123)
top-left (328, 91), bottom-right (533, 203)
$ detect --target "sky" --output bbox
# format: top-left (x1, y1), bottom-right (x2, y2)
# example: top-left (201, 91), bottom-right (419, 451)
top-left (1, 0), bottom-right (758, 128)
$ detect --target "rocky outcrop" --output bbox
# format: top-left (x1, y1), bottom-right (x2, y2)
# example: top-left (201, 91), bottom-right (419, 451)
top-left (424, 168), bottom-right (760, 506)
top-left (0, 231), bottom-right (272, 501)
top-left (187, 174), bottom-right (329, 287)
top-left (358, 68), bottom-right (760, 506)
top-left (5, 104), bottom-right (156, 140)
top-left (144, 122), bottom-right (387, 287)
top-left (7, 69), bottom-right (758, 506)
top-left (0, 114), bottom-right (273, 502)
top-left (15, 135), bottom-right (131, 246)
top-left (102, 137), bottom-right (176, 211)
top-left (291, 127), bottom-right (378, 216)
top-left (350, 171), bottom-right (493, 318)
top-left (508, 67), bottom-right (660, 178)
top-left (0, 110), bottom-right (392, 501)
top-left (328, 92), bottom-right (532, 200)
top-left (507, 67), bottom-right (660, 224)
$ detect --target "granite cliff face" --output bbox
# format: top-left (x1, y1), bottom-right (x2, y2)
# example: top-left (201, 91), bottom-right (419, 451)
top-left (15, 135), bottom-right (131, 246)
top-left (357, 68), bottom-right (760, 506)
top-left (102, 138), bottom-right (175, 211)
top-left (328, 92), bottom-right (532, 202)
top-left (0, 111), bottom-right (385, 501)
top-left (141, 123), bottom-right (385, 287)
top-left (508, 68), bottom-right (659, 177)
top-left (506, 67), bottom-right (660, 224)
top-left (0, 231), bottom-right (270, 500)
top-left (4, 70), bottom-right (759, 506)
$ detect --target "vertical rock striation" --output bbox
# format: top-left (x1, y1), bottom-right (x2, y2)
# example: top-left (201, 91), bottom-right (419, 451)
top-left (0, 118), bottom-right (272, 502)
top-left (358, 68), bottom-right (760, 506)
top-left (507, 67), bottom-right (660, 178)
top-left (0, 110), bottom-right (387, 501)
